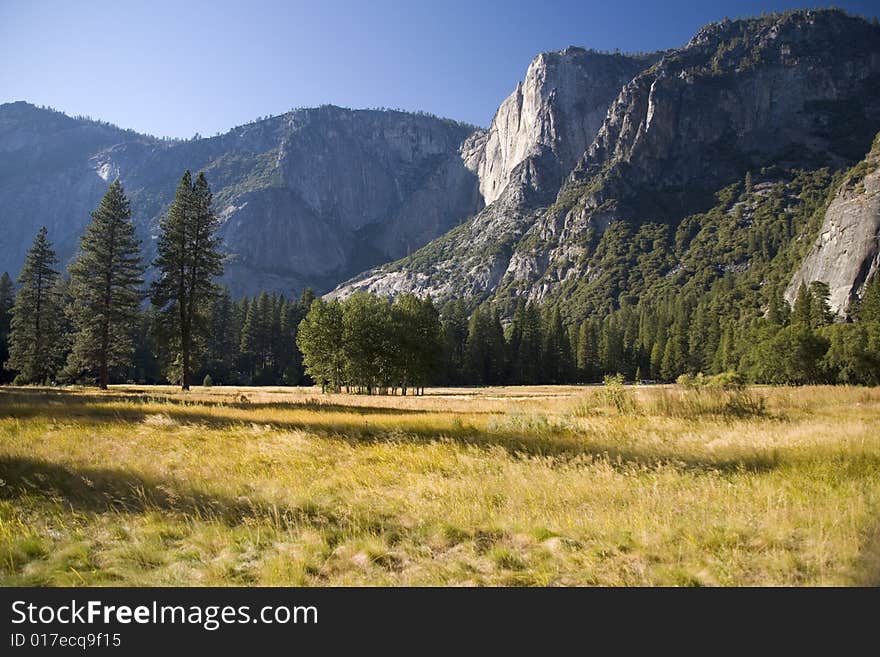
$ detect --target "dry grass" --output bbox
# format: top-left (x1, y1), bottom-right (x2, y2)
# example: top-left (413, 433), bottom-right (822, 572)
top-left (0, 384), bottom-right (878, 586)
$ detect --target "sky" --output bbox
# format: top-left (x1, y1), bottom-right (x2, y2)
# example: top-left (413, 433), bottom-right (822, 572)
top-left (1, 0), bottom-right (878, 138)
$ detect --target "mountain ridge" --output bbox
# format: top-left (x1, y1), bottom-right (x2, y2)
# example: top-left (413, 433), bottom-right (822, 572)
top-left (0, 101), bottom-right (483, 296)
top-left (333, 8), bottom-right (880, 322)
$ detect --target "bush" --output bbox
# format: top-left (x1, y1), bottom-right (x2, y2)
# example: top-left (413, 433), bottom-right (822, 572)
top-left (677, 371), bottom-right (744, 390)
top-left (601, 373), bottom-right (636, 414)
top-left (202, 374), bottom-right (213, 387)
top-left (706, 371), bottom-right (745, 390)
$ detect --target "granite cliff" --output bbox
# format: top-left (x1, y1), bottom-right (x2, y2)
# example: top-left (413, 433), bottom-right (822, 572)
top-left (0, 103), bottom-right (482, 296)
top-left (335, 10), bottom-right (880, 318)
top-left (786, 134), bottom-right (880, 315)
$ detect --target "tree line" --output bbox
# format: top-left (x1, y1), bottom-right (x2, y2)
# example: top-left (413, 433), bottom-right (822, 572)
top-left (2, 173), bottom-right (223, 390)
top-left (2, 175), bottom-right (879, 391)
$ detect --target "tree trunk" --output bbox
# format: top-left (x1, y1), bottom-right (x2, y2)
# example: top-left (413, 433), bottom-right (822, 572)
top-left (99, 359), bottom-right (109, 390)
top-left (181, 332), bottom-right (190, 391)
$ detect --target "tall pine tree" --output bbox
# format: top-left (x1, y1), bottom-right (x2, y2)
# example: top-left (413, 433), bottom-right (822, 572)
top-left (6, 228), bottom-right (64, 383)
top-left (65, 180), bottom-right (145, 388)
top-left (0, 272), bottom-right (14, 382)
top-left (151, 171), bottom-right (223, 390)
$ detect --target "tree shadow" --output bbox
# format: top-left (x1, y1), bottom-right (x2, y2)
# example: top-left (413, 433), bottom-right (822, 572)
top-left (852, 520), bottom-right (880, 587)
top-left (0, 455), bottom-right (393, 536)
top-left (0, 386), bottom-right (431, 416)
top-left (0, 389), bottom-right (792, 476)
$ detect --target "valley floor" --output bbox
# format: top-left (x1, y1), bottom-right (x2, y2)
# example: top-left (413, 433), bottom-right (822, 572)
top-left (0, 384), bottom-right (878, 586)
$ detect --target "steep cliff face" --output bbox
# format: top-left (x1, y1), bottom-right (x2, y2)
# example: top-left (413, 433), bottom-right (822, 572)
top-left (335, 10), bottom-right (880, 313)
top-left (581, 10), bottom-right (880, 205)
top-left (332, 48), bottom-right (656, 302)
top-left (0, 103), bottom-right (152, 286)
top-left (470, 48), bottom-right (653, 205)
top-left (502, 9), bottom-right (880, 307)
top-left (0, 103), bottom-right (481, 296)
top-left (786, 134), bottom-right (880, 315)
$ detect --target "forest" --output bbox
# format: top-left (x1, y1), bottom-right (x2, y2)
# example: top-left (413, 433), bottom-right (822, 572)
top-left (1, 171), bottom-right (879, 392)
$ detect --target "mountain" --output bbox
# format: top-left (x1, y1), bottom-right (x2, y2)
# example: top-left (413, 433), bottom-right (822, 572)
top-left (786, 132), bottom-right (880, 314)
top-left (335, 9), bottom-right (880, 321)
top-left (332, 47), bottom-right (658, 300)
top-left (0, 102), bottom-right (482, 296)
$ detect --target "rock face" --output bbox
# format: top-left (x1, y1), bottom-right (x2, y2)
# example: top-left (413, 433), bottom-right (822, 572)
top-left (0, 103), bottom-right (482, 296)
top-left (332, 48), bottom-right (657, 301)
top-left (335, 10), bottom-right (880, 311)
top-left (787, 134), bottom-right (880, 315)
top-left (469, 48), bottom-right (654, 205)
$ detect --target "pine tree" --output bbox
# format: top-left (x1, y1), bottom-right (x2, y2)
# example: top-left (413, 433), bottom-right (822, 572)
top-left (7, 228), bottom-right (64, 383)
top-left (858, 273), bottom-right (880, 323)
top-left (649, 325), bottom-right (666, 380)
top-left (792, 281), bottom-right (813, 326)
top-left (808, 281), bottom-right (833, 327)
top-left (598, 316), bottom-right (624, 375)
top-left (506, 300), bottom-right (526, 383)
top-left (151, 171), bottom-right (224, 390)
top-left (541, 307), bottom-right (570, 383)
top-left (65, 180), bottom-right (144, 388)
top-left (576, 319), bottom-right (601, 382)
top-left (0, 272), bottom-right (14, 382)
top-left (204, 287), bottom-right (238, 384)
top-left (516, 303), bottom-right (542, 384)
top-left (465, 306), bottom-right (506, 385)
top-left (241, 291), bottom-right (271, 381)
top-left (440, 300), bottom-right (469, 385)
top-left (766, 288), bottom-right (788, 326)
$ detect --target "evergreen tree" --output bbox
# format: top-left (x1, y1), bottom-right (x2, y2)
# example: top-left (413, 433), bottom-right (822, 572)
top-left (465, 305), bottom-right (506, 385)
top-left (241, 291), bottom-right (271, 382)
top-left (792, 281), bottom-right (813, 326)
top-left (821, 324), bottom-right (879, 385)
top-left (599, 316), bottom-right (624, 375)
top-left (808, 281), bottom-right (833, 327)
top-left (0, 272), bottom-right (14, 382)
top-left (7, 228), bottom-right (64, 383)
top-left (506, 300), bottom-right (526, 383)
top-left (576, 320), bottom-right (599, 382)
top-left (279, 297), bottom-right (304, 385)
top-left (649, 325), bottom-right (666, 380)
top-left (858, 273), bottom-right (880, 323)
top-left (440, 300), bottom-right (469, 384)
top-left (151, 171), bottom-right (223, 390)
top-left (64, 180), bottom-right (144, 388)
top-left (516, 302), bottom-right (543, 384)
top-left (767, 289), bottom-right (788, 326)
top-left (541, 307), bottom-right (571, 383)
top-left (202, 287), bottom-right (239, 384)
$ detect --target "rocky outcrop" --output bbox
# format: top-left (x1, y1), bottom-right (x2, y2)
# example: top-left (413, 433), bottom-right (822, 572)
top-left (335, 10), bottom-right (880, 312)
top-left (580, 10), bottom-right (880, 206)
top-left (332, 48), bottom-right (657, 302)
top-left (469, 48), bottom-right (654, 205)
top-left (786, 134), bottom-right (880, 315)
top-left (0, 103), bottom-right (482, 296)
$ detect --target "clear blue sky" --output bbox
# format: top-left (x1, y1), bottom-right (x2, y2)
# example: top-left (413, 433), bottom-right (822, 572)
top-left (2, 0), bottom-right (877, 138)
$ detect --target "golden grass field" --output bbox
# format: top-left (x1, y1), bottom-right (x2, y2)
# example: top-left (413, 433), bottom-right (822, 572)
top-left (0, 383), bottom-right (878, 586)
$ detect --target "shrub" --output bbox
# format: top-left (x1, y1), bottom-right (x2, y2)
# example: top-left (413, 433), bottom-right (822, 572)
top-left (202, 374), bottom-right (213, 387)
top-left (706, 371), bottom-right (745, 390)
top-left (601, 373), bottom-right (636, 414)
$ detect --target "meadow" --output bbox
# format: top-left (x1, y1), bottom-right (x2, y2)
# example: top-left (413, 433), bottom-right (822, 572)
top-left (0, 383), bottom-right (878, 586)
